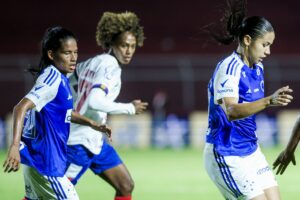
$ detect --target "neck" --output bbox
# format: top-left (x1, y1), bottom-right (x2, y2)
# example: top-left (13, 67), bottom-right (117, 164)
top-left (236, 46), bottom-right (252, 68)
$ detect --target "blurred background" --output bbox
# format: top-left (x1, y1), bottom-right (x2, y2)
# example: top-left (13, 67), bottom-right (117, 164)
top-left (0, 0), bottom-right (300, 149)
top-left (1, 0), bottom-right (300, 199)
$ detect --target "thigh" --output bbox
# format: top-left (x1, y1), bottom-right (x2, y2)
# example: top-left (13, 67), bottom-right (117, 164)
top-left (253, 148), bottom-right (278, 191)
top-left (204, 144), bottom-right (267, 200)
top-left (251, 148), bottom-right (279, 200)
top-left (23, 164), bottom-right (79, 200)
top-left (65, 145), bottom-right (94, 185)
top-left (204, 143), bottom-right (245, 200)
top-left (89, 141), bottom-right (123, 175)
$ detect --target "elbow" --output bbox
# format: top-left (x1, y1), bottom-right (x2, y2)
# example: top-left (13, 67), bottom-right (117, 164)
top-left (225, 108), bottom-right (241, 121)
top-left (226, 114), bottom-right (236, 121)
top-left (13, 104), bottom-right (24, 114)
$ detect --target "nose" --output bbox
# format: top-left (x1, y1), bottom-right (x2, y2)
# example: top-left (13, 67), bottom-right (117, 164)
top-left (126, 47), bottom-right (135, 55)
top-left (265, 47), bottom-right (271, 56)
top-left (71, 52), bottom-right (78, 61)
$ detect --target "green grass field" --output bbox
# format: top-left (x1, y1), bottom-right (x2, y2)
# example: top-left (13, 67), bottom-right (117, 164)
top-left (0, 147), bottom-right (299, 200)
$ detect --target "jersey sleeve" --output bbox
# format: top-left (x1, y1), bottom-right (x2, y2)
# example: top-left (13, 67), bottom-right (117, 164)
top-left (213, 58), bottom-right (242, 103)
top-left (87, 89), bottom-right (136, 114)
top-left (25, 67), bottom-right (61, 111)
top-left (92, 56), bottom-right (120, 95)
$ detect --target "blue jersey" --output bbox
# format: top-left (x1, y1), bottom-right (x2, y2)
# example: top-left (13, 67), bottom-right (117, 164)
top-left (206, 52), bottom-right (265, 156)
top-left (20, 66), bottom-right (73, 177)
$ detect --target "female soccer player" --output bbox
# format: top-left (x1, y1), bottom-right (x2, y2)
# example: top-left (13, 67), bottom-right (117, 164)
top-left (3, 26), bottom-right (110, 200)
top-left (273, 115), bottom-right (300, 175)
top-left (65, 12), bottom-right (148, 200)
top-left (203, 0), bottom-right (293, 199)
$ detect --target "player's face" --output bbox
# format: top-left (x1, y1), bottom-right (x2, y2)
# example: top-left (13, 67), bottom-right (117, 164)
top-left (248, 31), bottom-right (275, 65)
top-left (112, 32), bottom-right (137, 65)
top-left (48, 38), bottom-right (78, 75)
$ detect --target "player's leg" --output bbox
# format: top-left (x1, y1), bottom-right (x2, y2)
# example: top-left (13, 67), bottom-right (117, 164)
top-left (204, 143), bottom-right (271, 200)
top-left (204, 143), bottom-right (244, 200)
top-left (90, 141), bottom-right (134, 199)
top-left (99, 164), bottom-right (134, 197)
top-left (254, 147), bottom-right (281, 200)
top-left (65, 144), bottom-right (94, 185)
top-left (263, 186), bottom-right (280, 200)
top-left (23, 164), bottom-right (79, 200)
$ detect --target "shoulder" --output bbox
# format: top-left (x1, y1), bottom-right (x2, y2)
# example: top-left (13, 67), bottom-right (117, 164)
top-left (97, 54), bottom-right (119, 67)
top-left (36, 66), bottom-right (61, 87)
top-left (77, 54), bottom-right (119, 71)
top-left (216, 52), bottom-right (243, 76)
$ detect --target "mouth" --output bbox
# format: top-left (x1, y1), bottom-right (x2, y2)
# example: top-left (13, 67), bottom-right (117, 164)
top-left (69, 65), bottom-right (76, 71)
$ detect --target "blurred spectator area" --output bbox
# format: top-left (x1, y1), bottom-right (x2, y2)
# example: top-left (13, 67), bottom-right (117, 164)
top-left (1, 0), bottom-right (300, 117)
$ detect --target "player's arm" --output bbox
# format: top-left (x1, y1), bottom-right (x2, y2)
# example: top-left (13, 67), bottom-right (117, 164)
top-left (273, 115), bottom-right (300, 175)
top-left (88, 89), bottom-right (147, 115)
top-left (220, 86), bottom-right (293, 121)
top-left (71, 111), bottom-right (111, 137)
top-left (3, 98), bottom-right (35, 173)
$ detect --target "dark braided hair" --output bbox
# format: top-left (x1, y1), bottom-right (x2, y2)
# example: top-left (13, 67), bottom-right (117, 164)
top-left (208, 0), bottom-right (274, 45)
top-left (28, 26), bottom-right (77, 77)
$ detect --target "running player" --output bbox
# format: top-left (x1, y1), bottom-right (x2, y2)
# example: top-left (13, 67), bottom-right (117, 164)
top-left (273, 115), bottom-right (300, 175)
top-left (65, 12), bottom-right (148, 200)
top-left (3, 26), bottom-right (111, 200)
top-left (203, 0), bottom-right (293, 199)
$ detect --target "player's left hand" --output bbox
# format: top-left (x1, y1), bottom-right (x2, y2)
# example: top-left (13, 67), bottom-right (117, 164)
top-left (92, 123), bottom-right (112, 141)
top-left (3, 144), bottom-right (20, 173)
top-left (273, 150), bottom-right (296, 175)
top-left (132, 99), bottom-right (148, 114)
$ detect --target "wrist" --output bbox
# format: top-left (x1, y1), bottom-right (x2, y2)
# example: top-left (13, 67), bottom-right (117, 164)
top-left (265, 96), bottom-right (272, 107)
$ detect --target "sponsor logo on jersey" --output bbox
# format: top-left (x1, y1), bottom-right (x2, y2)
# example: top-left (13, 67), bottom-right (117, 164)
top-left (67, 93), bottom-right (72, 100)
top-left (34, 85), bottom-right (44, 91)
top-left (220, 79), bottom-right (229, 87)
top-left (257, 166), bottom-right (271, 175)
top-left (217, 88), bottom-right (233, 93)
top-left (29, 91), bottom-right (40, 99)
top-left (65, 109), bottom-right (72, 123)
top-left (254, 88), bottom-right (259, 93)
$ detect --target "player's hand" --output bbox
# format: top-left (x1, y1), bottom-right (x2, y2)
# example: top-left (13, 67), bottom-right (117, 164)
top-left (273, 150), bottom-right (296, 175)
top-left (269, 86), bottom-right (293, 106)
top-left (132, 99), bottom-right (148, 114)
top-left (3, 144), bottom-right (20, 173)
top-left (91, 123), bottom-right (112, 141)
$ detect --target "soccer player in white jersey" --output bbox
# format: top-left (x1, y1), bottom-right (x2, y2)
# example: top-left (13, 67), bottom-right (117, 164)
top-left (65, 12), bottom-right (148, 200)
top-left (273, 115), bottom-right (300, 175)
top-left (3, 26), bottom-right (111, 200)
top-left (203, 0), bottom-right (294, 199)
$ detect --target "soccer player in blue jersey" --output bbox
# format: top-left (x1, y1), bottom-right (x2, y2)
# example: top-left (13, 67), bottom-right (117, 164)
top-left (3, 26), bottom-right (111, 200)
top-left (65, 12), bottom-right (147, 200)
top-left (273, 116), bottom-right (300, 175)
top-left (203, 0), bottom-right (293, 199)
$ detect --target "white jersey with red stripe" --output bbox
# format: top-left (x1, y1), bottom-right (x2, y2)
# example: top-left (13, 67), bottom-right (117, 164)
top-left (67, 54), bottom-right (135, 154)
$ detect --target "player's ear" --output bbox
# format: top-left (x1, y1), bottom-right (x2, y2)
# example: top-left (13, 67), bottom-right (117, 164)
top-left (47, 50), bottom-right (54, 61)
top-left (243, 35), bottom-right (252, 46)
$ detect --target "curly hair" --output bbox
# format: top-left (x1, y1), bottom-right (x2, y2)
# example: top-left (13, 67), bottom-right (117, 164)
top-left (96, 11), bottom-right (145, 50)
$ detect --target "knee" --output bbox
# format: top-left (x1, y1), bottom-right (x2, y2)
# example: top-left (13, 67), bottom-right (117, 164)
top-left (118, 178), bottom-right (134, 194)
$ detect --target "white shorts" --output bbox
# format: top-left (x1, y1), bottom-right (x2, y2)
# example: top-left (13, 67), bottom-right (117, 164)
top-left (22, 164), bottom-right (79, 200)
top-left (204, 143), bottom-right (278, 200)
